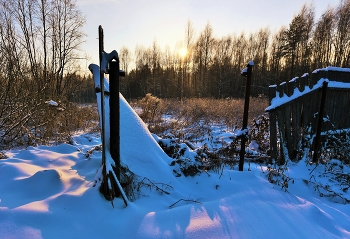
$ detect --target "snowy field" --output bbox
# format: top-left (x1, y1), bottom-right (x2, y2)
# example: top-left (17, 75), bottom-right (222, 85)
top-left (0, 94), bottom-right (349, 239)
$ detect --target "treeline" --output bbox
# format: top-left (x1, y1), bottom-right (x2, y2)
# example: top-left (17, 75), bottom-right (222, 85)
top-left (119, 1), bottom-right (350, 99)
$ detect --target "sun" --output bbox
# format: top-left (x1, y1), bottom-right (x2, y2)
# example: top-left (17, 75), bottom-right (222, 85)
top-left (179, 47), bottom-right (187, 58)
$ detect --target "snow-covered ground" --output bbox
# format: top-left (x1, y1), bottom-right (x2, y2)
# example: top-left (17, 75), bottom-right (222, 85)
top-left (0, 94), bottom-right (349, 239)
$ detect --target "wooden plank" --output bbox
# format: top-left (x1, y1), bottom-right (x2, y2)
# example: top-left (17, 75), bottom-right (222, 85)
top-left (312, 81), bottom-right (328, 163)
top-left (345, 91), bottom-right (350, 127)
top-left (332, 90), bottom-right (338, 127)
top-left (269, 111), bottom-right (277, 162)
top-left (295, 77), bottom-right (301, 92)
top-left (308, 91), bottom-right (319, 137)
top-left (334, 93), bottom-right (348, 129)
top-left (295, 99), bottom-right (302, 158)
top-left (302, 94), bottom-right (311, 128)
top-left (328, 70), bottom-right (350, 83)
top-left (310, 72), bottom-right (316, 89)
top-left (269, 85), bottom-right (277, 104)
top-left (299, 74), bottom-right (308, 92)
top-left (278, 82), bottom-right (286, 98)
top-left (284, 104), bottom-right (292, 158)
top-left (326, 90), bottom-right (337, 129)
top-left (287, 79), bottom-right (296, 97)
top-left (346, 91), bottom-right (350, 127)
top-left (277, 109), bottom-right (287, 164)
top-left (292, 97), bottom-right (302, 159)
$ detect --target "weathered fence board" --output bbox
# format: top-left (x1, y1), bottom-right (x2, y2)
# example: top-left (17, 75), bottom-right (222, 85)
top-left (266, 67), bottom-right (350, 163)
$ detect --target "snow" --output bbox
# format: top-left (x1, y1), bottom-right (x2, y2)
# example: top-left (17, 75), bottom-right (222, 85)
top-left (266, 77), bottom-right (350, 111)
top-left (88, 64), bottom-right (109, 92)
top-left (119, 93), bottom-right (173, 182)
top-left (45, 100), bottom-right (58, 106)
top-left (313, 66), bottom-right (350, 73)
top-left (241, 61), bottom-right (254, 75)
top-left (328, 81), bottom-right (350, 89)
top-left (1, 93), bottom-right (350, 238)
top-left (266, 79), bottom-right (327, 111)
top-left (266, 66), bottom-right (350, 112)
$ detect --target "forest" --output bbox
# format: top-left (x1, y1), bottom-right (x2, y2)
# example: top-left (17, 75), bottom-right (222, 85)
top-left (119, 1), bottom-right (350, 99)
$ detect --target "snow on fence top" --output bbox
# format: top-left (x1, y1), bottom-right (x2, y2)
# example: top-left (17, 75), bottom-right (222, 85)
top-left (266, 67), bottom-right (350, 111)
top-left (312, 66), bottom-right (350, 73)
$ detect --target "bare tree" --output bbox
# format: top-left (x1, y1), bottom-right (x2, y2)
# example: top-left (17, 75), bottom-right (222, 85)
top-left (281, 4), bottom-right (314, 78)
top-left (50, 0), bottom-right (86, 96)
top-left (194, 22), bottom-right (215, 96)
top-left (312, 7), bottom-right (335, 69)
top-left (269, 27), bottom-right (286, 81)
top-left (119, 46), bottom-right (132, 98)
top-left (211, 35), bottom-right (233, 98)
top-left (120, 46), bottom-right (132, 75)
top-left (0, 0), bottom-right (86, 148)
top-left (134, 45), bottom-right (152, 95)
top-left (333, 0), bottom-right (350, 66)
top-left (183, 20), bottom-right (195, 96)
top-left (150, 40), bottom-right (161, 95)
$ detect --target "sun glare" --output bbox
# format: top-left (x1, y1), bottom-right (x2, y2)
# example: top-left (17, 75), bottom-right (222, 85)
top-left (179, 47), bottom-right (187, 58)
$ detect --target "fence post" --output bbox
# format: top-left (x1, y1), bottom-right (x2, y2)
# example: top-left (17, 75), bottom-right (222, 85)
top-left (268, 85), bottom-right (277, 163)
top-left (109, 59), bottom-right (120, 181)
top-left (96, 26), bottom-right (129, 206)
top-left (98, 25), bottom-right (106, 170)
top-left (312, 81), bottom-right (328, 163)
top-left (239, 61), bottom-right (254, 171)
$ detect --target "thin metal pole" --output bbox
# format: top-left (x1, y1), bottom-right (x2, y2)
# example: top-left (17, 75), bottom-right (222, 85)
top-left (239, 63), bottom-right (253, 171)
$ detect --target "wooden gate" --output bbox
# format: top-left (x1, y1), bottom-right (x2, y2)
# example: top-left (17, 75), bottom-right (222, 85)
top-left (266, 67), bottom-right (350, 164)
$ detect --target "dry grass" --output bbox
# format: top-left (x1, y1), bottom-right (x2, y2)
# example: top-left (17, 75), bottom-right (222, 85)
top-left (131, 96), bottom-right (269, 136)
top-left (40, 103), bottom-right (100, 144)
top-left (0, 102), bottom-right (100, 149)
top-left (129, 95), bottom-right (270, 174)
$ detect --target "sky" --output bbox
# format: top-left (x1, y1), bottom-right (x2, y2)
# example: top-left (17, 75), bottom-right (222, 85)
top-left (76, 0), bottom-right (339, 72)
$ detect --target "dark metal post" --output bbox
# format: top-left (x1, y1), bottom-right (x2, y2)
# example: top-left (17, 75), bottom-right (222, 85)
top-left (312, 81), bottom-right (328, 163)
top-left (239, 62), bottom-right (253, 171)
top-left (109, 60), bottom-right (120, 181)
top-left (98, 25), bottom-right (106, 166)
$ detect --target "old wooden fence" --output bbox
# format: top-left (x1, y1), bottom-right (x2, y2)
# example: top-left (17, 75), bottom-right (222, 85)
top-left (266, 67), bottom-right (350, 163)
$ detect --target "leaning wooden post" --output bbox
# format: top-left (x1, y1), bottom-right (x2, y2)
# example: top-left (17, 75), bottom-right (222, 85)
top-left (312, 80), bottom-right (328, 163)
top-left (239, 61), bottom-right (254, 171)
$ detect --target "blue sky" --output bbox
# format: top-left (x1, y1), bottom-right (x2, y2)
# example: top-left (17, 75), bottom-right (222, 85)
top-left (76, 0), bottom-right (338, 69)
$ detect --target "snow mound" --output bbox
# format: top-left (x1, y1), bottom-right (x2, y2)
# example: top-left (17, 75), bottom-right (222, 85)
top-left (119, 94), bottom-right (173, 182)
top-left (0, 169), bottom-right (63, 209)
